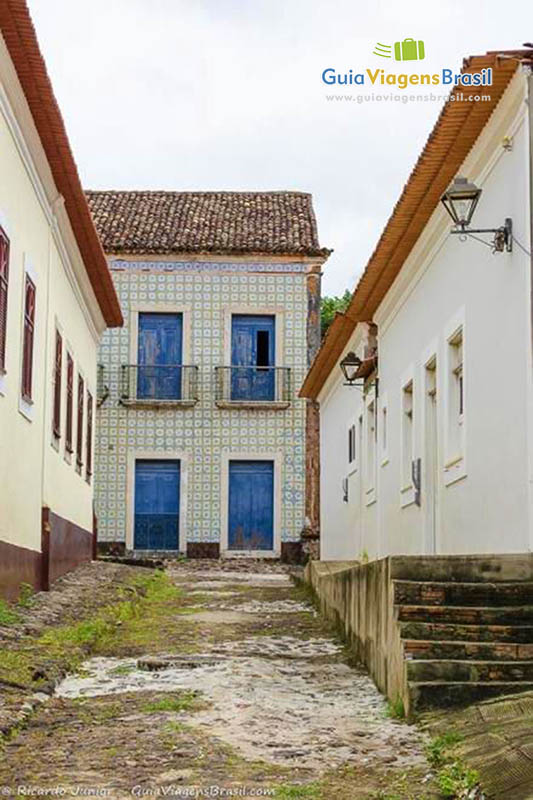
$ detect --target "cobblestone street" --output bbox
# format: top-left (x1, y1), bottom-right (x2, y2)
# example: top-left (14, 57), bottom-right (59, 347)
top-left (0, 562), bottom-right (434, 798)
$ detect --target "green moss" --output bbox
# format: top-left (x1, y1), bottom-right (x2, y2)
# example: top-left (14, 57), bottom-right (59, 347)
top-left (273, 785), bottom-right (321, 799)
top-left (17, 583), bottom-right (35, 608)
top-left (141, 691), bottom-right (203, 714)
top-left (0, 598), bottom-right (20, 626)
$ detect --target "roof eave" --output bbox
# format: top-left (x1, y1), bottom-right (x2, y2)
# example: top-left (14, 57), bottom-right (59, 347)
top-left (0, 1), bottom-right (123, 327)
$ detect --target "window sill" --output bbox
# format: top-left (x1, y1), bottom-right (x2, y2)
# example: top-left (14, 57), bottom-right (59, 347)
top-left (444, 455), bottom-right (467, 487)
top-left (215, 400), bottom-right (290, 411)
top-left (120, 398), bottom-right (198, 409)
top-left (400, 484), bottom-right (415, 508)
top-left (18, 396), bottom-right (34, 422)
top-left (365, 487), bottom-right (376, 507)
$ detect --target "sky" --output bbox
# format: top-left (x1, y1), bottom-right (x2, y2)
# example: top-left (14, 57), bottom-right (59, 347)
top-left (27, 0), bottom-right (532, 295)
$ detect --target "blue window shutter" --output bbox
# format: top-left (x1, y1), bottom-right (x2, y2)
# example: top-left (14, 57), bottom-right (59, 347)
top-left (137, 313), bottom-right (183, 399)
top-left (230, 315), bottom-right (275, 400)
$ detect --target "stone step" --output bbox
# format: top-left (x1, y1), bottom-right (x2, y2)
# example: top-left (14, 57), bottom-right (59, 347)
top-left (394, 579), bottom-right (533, 607)
top-left (409, 681), bottom-right (533, 710)
top-left (403, 639), bottom-right (533, 661)
top-left (407, 659), bottom-right (533, 683)
top-left (390, 554), bottom-right (533, 584)
top-left (397, 604), bottom-right (533, 626)
top-left (399, 620), bottom-right (533, 643)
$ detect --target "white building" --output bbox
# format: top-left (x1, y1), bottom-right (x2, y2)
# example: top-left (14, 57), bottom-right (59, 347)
top-left (0, 1), bottom-right (122, 599)
top-left (301, 49), bottom-right (533, 561)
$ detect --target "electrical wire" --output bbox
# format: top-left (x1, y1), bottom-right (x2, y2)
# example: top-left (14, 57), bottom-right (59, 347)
top-left (513, 236), bottom-right (532, 257)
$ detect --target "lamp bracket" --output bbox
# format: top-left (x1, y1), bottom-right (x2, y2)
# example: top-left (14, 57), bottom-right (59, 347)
top-left (450, 218), bottom-right (512, 253)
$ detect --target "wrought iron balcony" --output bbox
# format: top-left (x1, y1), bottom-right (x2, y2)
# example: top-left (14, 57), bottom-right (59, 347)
top-left (215, 366), bottom-right (291, 409)
top-left (120, 364), bottom-right (199, 407)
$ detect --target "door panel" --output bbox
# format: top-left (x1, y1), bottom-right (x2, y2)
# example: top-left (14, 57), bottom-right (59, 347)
top-left (134, 460), bottom-right (180, 550)
top-left (228, 460), bottom-right (274, 550)
top-left (231, 315), bottom-right (275, 401)
top-left (138, 313), bottom-right (183, 400)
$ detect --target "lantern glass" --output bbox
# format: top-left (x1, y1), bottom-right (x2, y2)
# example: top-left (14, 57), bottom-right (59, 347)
top-left (441, 176), bottom-right (482, 228)
top-left (340, 352), bottom-right (362, 383)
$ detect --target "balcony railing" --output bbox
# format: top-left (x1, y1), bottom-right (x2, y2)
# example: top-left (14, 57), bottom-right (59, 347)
top-left (120, 364), bottom-right (199, 407)
top-left (215, 366), bottom-right (291, 408)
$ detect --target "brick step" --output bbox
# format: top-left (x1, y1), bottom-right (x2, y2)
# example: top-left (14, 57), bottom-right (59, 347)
top-left (397, 604), bottom-right (533, 625)
top-left (394, 579), bottom-right (533, 607)
top-left (399, 620), bottom-right (533, 643)
top-left (403, 639), bottom-right (533, 661)
top-left (409, 681), bottom-right (533, 710)
top-left (407, 659), bottom-right (533, 683)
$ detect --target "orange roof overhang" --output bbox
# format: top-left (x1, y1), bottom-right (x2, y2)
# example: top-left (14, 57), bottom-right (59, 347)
top-left (0, 1), bottom-right (123, 327)
top-left (300, 50), bottom-right (530, 400)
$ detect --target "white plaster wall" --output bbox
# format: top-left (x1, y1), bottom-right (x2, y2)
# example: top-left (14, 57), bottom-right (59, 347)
top-left (0, 45), bottom-right (102, 553)
top-left (318, 71), bottom-right (533, 560)
top-left (319, 326), bottom-right (367, 560)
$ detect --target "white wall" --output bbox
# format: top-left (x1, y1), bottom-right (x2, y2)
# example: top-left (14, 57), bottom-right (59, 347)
top-left (0, 37), bottom-right (103, 554)
top-left (319, 325), bottom-right (371, 560)
top-left (318, 70), bottom-right (533, 560)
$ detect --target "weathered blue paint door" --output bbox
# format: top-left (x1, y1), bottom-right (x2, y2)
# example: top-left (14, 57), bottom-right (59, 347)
top-left (228, 460), bottom-right (274, 550)
top-left (134, 460), bottom-right (180, 550)
top-left (138, 313), bottom-right (183, 400)
top-left (231, 315), bottom-right (275, 401)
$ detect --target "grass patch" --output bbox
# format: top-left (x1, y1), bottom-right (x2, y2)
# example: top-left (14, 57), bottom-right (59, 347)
top-left (425, 731), bottom-right (464, 768)
top-left (273, 785), bottom-right (321, 799)
top-left (17, 583), bottom-right (35, 608)
top-left (0, 570), bottom-right (184, 689)
top-left (141, 691), bottom-right (203, 714)
top-left (385, 696), bottom-right (406, 720)
top-left (426, 731), bottom-right (479, 798)
top-left (0, 598), bottom-right (20, 626)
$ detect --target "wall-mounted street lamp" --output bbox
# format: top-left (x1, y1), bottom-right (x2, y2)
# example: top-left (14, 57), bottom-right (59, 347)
top-left (441, 176), bottom-right (512, 253)
top-left (339, 351), bottom-right (379, 396)
top-left (339, 351), bottom-right (362, 385)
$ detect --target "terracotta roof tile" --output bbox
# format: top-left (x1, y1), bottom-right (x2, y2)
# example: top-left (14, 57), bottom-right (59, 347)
top-left (0, 1), bottom-right (122, 326)
top-left (86, 190), bottom-right (330, 257)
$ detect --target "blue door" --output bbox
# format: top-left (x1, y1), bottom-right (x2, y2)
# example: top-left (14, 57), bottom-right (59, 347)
top-left (228, 460), bottom-right (274, 550)
top-left (134, 460), bottom-right (180, 550)
top-left (138, 313), bottom-right (183, 400)
top-left (231, 315), bottom-right (275, 401)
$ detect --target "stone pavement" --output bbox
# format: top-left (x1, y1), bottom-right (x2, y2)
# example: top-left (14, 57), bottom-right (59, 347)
top-left (0, 560), bottom-right (434, 799)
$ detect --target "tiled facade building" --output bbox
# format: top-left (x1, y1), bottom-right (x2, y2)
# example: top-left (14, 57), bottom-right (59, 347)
top-left (88, 191), bottom-right (329, 560)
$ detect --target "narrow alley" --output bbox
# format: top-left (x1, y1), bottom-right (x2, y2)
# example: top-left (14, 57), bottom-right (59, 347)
top-left (0, 562), bottom-right (432, 799)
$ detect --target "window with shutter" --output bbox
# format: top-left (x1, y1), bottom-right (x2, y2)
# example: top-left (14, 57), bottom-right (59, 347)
top-left (53, 330), bottom-right (62, 438)
top-left (65, 354), bottom-right (74, 453)
top-left (0, 227), bottom-right (9, 373)
top-left (86, 390), bottom-right (93, 482)
top-left (76, 374), bottom-right (84, 470)
top-left (21, 275), bottom-right (36, 401)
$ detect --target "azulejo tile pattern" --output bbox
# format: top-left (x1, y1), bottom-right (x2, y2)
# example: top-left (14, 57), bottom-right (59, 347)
top-left (95, 260), bottom-right (309, 549)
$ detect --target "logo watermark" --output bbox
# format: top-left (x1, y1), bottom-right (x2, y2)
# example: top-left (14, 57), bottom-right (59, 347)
top-left (322, 37), bottom-right (492, 103)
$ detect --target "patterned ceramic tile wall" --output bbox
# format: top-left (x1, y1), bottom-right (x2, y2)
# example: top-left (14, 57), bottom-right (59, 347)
top-left (95, 260), bottom-right (309, 548)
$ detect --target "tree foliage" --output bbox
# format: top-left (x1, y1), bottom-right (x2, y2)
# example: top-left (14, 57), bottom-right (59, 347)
top-left (320, 290), bottom-right (351, 337)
